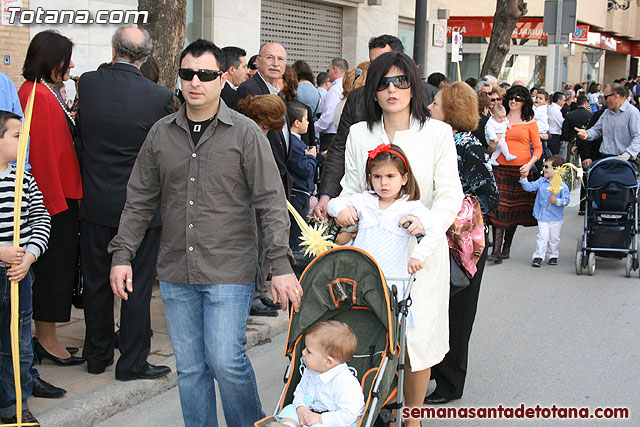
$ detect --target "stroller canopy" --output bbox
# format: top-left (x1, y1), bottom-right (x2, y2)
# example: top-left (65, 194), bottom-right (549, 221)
top-left (588, 157), bottom-right (638, 189)
top-left (286, 247), bottom-right (397, 356)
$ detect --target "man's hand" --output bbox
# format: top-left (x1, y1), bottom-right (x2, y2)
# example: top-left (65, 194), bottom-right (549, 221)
top-left (335, 206), bottom-right (358, 227)
top-left (110, 265), bottom-right (133, 300)
top-left (312, 195), bottom-right (331, 220)
top-left (399, 215), bottom-right (424, 236)
top-left (7, 252), bottom-right (36, 282)
top-left (582, 158), bottom-right (592, 169)
top-left (270, 273), bottom-right (302, 312)
top-left (0, 246), bottom-right (26, 265)
top-left (574, 127), bottom-right (588, 140)
top-left (408, 258), bottom-right (424, 274)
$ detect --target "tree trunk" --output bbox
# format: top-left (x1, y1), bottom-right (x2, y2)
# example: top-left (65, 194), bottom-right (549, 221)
top-left (138, 0), bottom-right (186, 93)
top-left (480, 0), bottom-right (528, 78)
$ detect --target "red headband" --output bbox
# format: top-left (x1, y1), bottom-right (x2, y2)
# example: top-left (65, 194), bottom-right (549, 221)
top-left (367, 144), bottom-right (408, 170)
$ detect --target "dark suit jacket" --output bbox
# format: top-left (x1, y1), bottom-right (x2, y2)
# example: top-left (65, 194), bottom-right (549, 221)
top-left (221, 81), bottom-right (238, 110)
top-left (236, 73), bottom-right (292, 196)
top-left (318, 81), bottom-right (438, 197)
top-left (77, 62), bottom-right (173, 228)
top-left (561, 106), bottom-right (592, 144)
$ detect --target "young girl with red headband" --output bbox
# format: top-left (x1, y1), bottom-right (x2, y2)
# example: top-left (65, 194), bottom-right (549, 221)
top-left (327, 144), bottom-right (444, 322)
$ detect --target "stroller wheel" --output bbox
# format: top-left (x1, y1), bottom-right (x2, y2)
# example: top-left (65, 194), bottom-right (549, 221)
top-left (575, 251), bottom-right (584, 275)
top-left (626, 254), bottom-right (632, 278)
top-left (587, 252), bottom-right (596, 276)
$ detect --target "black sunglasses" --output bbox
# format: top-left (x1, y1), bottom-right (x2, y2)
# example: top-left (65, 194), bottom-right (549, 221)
top-left (249, 64), bottom-right (259, 70)
top-left (178, 68), bottom-right (223, 82)
top-left (603, 93), bottom-right (615, 99)
top-left (377, 75), bottom-right (411, 91)
top-left (508, 95), bottom-right (524, 102)
top-left (490, 97), bottom-right (501, 102)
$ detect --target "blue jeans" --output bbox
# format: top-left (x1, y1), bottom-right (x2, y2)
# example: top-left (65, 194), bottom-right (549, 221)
top-left (0, 267), bottom-right (34, 418)
top-left (159, 281), bottom-right (264, 427)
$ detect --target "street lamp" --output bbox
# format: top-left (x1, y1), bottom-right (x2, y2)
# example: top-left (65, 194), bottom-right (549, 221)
top-left (608, 0), bottom-right (631, 11)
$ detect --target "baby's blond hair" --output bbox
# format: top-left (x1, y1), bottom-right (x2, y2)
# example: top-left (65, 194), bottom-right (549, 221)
top-left (306, 320), bottom-right (358, 363)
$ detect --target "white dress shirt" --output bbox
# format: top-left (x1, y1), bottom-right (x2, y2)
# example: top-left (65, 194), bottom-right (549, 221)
top-left (548, 102), bottom-right (564, 136)
top-left (316, 77), bottom-right (343, 134)
top-left (292, 362), bottom-right (365, 427)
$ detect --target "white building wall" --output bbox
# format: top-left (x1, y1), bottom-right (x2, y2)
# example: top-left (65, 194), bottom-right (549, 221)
top-left (210, 0), bottom-right (261, 56)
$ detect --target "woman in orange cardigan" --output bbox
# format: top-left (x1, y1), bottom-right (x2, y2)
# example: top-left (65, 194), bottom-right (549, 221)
top-left (487, 85), bottom-right (543, 262)
top-left (18, 30), bottom-right (84, 366)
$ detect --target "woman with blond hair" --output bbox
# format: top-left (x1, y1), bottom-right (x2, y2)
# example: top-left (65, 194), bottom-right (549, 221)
top-left (427, 81), bottom-right (499, 404)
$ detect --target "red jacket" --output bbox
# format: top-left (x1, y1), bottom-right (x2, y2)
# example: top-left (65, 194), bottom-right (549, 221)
top-left (18, 81), bottom-right (82, 216)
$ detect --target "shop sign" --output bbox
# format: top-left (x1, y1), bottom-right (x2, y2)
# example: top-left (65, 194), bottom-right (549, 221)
top-left (632, 43), bottom-right (640, 58)
top-left (1, 0), bottom-right (21, 26)
top-left (572, 25), bottom-right (589, 42)
top-left (447, 17), bottom-right (548, 40)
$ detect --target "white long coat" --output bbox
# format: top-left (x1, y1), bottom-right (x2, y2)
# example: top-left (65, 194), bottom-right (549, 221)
top-left (340, 118), bottom-right (464, 370)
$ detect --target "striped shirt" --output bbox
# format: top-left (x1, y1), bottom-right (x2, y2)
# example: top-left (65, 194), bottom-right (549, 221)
top-left (0, 164), bottom-right (51, 263)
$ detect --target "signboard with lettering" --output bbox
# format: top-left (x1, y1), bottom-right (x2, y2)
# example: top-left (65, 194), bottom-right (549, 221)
top-left (451, 30), bottom-right (461, 62)
top-left (447, 17), bottom-right (548, 40)
top-left (1, 0), bottom-right (22, 26)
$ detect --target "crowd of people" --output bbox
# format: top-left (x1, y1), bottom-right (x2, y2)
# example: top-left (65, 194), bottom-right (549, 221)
top-left (1, 24), bottom-right (640, 427)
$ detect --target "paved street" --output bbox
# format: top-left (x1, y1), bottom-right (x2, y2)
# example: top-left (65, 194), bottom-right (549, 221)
top-left (96, 201), bottom-right (638, 426)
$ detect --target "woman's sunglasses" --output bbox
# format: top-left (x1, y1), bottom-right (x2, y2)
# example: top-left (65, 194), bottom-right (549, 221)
top-left (508, 95), bottom-right (524, 102)
top-left (249, 64), bottom-right (259, 70)
top-left (490, 97), bottom-right (501, 102)
top-left (178, 68), bottom-right (223, 82)
top-left (377, 75), bottom-right (411, 91)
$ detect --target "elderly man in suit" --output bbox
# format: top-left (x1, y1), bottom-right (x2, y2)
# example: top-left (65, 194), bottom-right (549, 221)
top-left (236, 42), bottom-right (291, 317)
top-left (77, 26), bottom-right (173, 380)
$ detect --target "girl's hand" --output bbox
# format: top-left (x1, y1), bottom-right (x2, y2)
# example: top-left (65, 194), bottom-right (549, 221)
top-left (336, 206), bottom-right (358, 227)
top-left (408, 258), bottom-right (424, 274)
top-left (335, 231), bottom-right (355, 245)
top-left (301, 411), bottom-right (322, 426)
top-left (399, 215), bottom-right (424, 236)
top-left (7, 252), bottom-right (35, 282)
top-left (0, 246), bottom-right (26, 265)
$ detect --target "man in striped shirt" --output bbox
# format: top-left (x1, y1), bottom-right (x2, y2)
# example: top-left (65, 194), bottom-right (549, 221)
top-left (0, 111), bottom-right (51, 426)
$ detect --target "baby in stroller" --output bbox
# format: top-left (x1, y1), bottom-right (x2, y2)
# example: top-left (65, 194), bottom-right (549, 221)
top-left (270, 320), bottom-right (365, 427)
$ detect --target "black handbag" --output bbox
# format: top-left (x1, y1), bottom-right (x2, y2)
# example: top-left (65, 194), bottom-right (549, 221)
top-left (449, 250), bottom-right (470, 296)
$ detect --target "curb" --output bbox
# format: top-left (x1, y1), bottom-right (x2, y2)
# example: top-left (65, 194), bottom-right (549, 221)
top-left (38, 313), bottom-right (290, 427)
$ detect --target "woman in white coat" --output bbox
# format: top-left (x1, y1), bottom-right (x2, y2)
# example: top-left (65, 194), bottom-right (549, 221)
top-left (336, 52), bottom-right (463, 425)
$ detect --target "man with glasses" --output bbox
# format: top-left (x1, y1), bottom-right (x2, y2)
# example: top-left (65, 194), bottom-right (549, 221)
top-left (220, 46), bottom-right (249, 109)
top-left (575, 83), bottom-right (640, 161)
top-left (236, 42), bottom-right (291, 317)
top-left (108, 39), bottom-right (300, 426)
top-left (316, 58), bottom-right (348, 153)
top-left (78, 26), bottom-right (174, 380)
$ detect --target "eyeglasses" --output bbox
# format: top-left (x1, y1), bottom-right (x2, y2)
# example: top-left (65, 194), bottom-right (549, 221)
top-left (377, 75), bottom-right (411, 91)
top-left (260, 54), bottom-right (286, 63)
top-left (178, 68), bottom-right (223, 82)
top-left (490, 97), bottom-right (501, 102)
top-left (542, 165), bottom-right (557, 170)
top-left (508, 95), bottom-right (524, 102)
top-left (249, 64), bottom-right (258, 70)
top-left (603, 93), bottom-right (615, 99)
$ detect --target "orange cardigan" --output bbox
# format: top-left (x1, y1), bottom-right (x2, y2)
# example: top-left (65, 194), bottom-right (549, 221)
top-left (497, 121), bottom-right (543, 166)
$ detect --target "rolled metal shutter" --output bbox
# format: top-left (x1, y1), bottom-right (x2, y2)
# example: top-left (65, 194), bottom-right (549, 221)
top-left (261, 0), bottom-right (343, 75)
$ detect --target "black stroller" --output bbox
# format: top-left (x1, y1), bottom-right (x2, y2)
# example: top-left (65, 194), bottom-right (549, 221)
top-left (575, 157), bottom-right (639, 276)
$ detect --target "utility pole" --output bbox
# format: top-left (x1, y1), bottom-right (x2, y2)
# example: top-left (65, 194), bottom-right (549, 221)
top-left (553, 0), bottom-right (564, 91)
top-left (413, 0), bottom-right (427, 78)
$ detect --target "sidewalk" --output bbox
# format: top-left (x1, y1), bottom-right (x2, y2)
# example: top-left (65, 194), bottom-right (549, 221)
top-left (29, 287), bottom-right (289, 427)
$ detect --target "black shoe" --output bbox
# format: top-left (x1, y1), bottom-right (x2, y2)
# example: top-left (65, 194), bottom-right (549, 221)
top-left (250, 300), bottom-right (278, 317)
top-left (1, 410), bottom-right (39, 425)
top-left (116, 364), bottom-right (171, 381)
top-left (33, 337), bottom-right (78, 355)
top-left (35, 341), bottom-right (85, 366)
top-left (424, 393), bottom-right (451, 405)
top-left (532, 258), bottom-right (542, 267)
top-left (260, 296), bottom-right (282, 309)
top-left (32, 377), bottom-right (67, 398)
top-left (87, 358), bottom-right (114, 375)
top-left (548, 258), bottom-right (558, 265)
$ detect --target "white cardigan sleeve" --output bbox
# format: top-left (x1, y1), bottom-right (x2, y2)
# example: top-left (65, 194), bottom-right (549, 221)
top-left (339, 128), bottom-right (366, 197)
top-left (406, 201), bottom-right (445, 262)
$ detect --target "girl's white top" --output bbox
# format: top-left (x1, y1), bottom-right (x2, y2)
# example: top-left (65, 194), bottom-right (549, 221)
top-left (339, 117), bottom-right (464, 370)
top-left (533, 104), bottom-right (549, 134)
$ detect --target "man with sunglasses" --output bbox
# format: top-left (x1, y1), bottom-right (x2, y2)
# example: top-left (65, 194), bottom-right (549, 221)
top-left (77, 26), bottom-right (174, 380)
top-left (575, 83), bottom-right (640, 162)
top-left (108, 39), bottom-right (299, 426)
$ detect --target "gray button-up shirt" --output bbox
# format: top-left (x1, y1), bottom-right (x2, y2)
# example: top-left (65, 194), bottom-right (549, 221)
top-left (586, 100), bottom-right (640, 159)
top-left (108, 101), bottom-right (293, 285)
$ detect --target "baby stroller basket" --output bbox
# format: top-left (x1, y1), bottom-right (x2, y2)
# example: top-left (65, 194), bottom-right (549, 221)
top-left (255, 246), bottom-right (415, 427)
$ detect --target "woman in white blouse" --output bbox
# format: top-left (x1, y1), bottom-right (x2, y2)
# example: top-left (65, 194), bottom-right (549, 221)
top-left (335, 52), bottom-right (463, 424)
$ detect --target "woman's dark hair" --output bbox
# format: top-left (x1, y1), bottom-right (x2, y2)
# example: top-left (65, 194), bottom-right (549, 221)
top-left (365, 144), bottom-right (420, 201)
top-left (281, 65), bottom-right (298, 102)
top-left (140, 55), bottom-right (160, 83)
top-left (23, 30), bottom-right (73, 83)
top-left (503, 85), bottom-right (534, 122)
top-left (530, 86), bottom-right (539, 95)
top-left (364, 52), bottom-right (427, 131)
top-left (292, 60), bottom-right (314, 83)
top-left (588, 82), bottom-right (598, 94)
